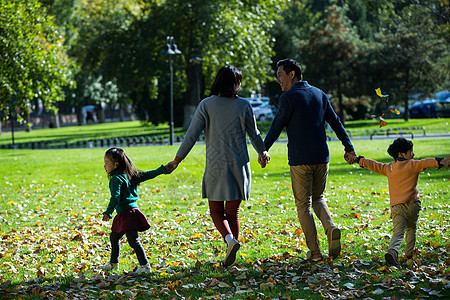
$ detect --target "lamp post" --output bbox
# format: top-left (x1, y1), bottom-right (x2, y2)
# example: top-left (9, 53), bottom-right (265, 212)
top-left (161, 36), bottom-right (181, 145)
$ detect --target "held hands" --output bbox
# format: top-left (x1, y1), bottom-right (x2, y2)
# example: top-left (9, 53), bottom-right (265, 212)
top-left (442, 155), bottom-right (450, 169)
top-left (165, 156), bottom-right (183, 174)
top-left (102, 214), bottom-right (111, 222)
top-left (344, 151), bottom-right (357, 164)
top-left (165, 161), bottom-right (179, 174)
top-left (258, 151), bottom-right (270, 168)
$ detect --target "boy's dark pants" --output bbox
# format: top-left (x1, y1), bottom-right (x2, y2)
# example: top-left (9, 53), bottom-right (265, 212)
top-left (109, 231), bottom-right (148, 266)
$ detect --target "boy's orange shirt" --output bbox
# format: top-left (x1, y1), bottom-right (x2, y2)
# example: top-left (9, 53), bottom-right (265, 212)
top-left (359, 157), bottom-right (439, 207)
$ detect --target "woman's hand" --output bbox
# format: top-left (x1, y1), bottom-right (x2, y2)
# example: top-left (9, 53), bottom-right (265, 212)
top-left (102, 214), bottom-right (111, 221)
top-left (258, 151), bottom-right (270, 168)
top-left (165, 161), bottom-right (179, 174)
top-left (166, 156), bottom-right (183, 174)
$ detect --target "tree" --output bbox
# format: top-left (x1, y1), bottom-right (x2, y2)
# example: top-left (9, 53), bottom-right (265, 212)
top-left (266, 0), bottom-right (321, 105)
top-left (109, 0), bottom-right (283, 128)
top-left (0, 0), bottom-right (73, 133)
top-left (299, 3), bottom-right (365, 123)
top-left (64, 0), bottom-right (142, 124)
top-left (374, 0), bottom-right (449, 120)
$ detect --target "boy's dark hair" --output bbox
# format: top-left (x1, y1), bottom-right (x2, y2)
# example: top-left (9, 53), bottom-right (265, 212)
top-left (105, 147), bottom-right (141, 184)
top-left (210, 65), bottom-right (242, 97)
top-left (387, 138), bottom-right (413, 159)
top-left (277, 58), bottom-right (303, 81)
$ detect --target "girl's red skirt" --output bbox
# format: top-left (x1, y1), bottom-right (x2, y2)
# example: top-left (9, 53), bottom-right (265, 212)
top-left (111, 207), bottom-right (150, 233)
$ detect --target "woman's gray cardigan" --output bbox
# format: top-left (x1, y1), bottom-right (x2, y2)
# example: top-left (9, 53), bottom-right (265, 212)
top-left (176, 95), bottom-right (266, 201)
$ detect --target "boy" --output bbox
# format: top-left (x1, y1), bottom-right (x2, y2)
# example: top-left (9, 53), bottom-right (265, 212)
top-left (353, 138), bottom-right (448, 265)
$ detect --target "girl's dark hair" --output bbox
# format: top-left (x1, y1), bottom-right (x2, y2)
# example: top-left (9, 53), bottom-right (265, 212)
top-left (105, 147), bottom-right (141, 184)
top-left (277, 58), bottom-right (303, 81)
top-left (210, 65), bottom-right (242, 97)
top-left (387, 138), bottom-right (413, 159)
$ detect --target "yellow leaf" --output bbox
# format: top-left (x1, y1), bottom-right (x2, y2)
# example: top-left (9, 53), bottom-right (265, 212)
top-left (375, 87), bottom-right (389, 98)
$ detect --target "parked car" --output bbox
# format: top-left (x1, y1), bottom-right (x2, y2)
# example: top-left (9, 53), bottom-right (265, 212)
top-left (409, 98), bottom-right (450, 118)
top-left (246, 97), bottom-right (275, 121)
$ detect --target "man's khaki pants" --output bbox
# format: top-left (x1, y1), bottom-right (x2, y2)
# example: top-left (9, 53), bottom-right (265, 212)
top-left (290, 163), bottom-right (335, 253)
top-left (389, 201), bottom-right (421, 257)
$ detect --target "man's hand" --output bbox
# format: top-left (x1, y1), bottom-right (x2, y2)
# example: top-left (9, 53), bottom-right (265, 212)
top-left (258, 151), bottom-right (270, 168)
top-left (344, 151), bottom-right (357, 164)
top-left (442, 155), bottom-right (450, 169)
top-left (102, 214), bottom-right (111, 221)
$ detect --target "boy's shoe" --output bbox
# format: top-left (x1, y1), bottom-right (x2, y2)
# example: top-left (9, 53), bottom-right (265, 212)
top-left (100, 262), bottom-right (118, 271)
top-left (327, 226), bottom-right (341, 259)
top-left (135, 264), bottom-right (152, 274)
top-left (223, 238), bottom-right (240, 267)
top-left (306, 250), bottom-right (323, 262)
top-left (385, 249), bottom-right (400, 266)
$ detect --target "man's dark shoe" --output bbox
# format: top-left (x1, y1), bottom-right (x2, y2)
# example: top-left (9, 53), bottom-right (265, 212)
top-left (385, 249), bottom-right (399, 266)
top-left (306, 250), bottom-right (323, 262)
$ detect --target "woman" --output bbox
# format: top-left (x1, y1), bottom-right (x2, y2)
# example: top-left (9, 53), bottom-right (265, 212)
top-left (167, 65), bottom-right (269, 266)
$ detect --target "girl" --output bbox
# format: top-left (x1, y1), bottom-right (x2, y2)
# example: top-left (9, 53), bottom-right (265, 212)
top-left (101, 147), bottom-right (168, 273)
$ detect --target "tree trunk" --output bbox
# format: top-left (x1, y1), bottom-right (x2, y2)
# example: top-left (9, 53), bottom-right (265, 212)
top-left (119, 103), bottom-right (124, 121)
top-left (337, 81), bottom-right (345, 125)
top-left (183, 61), bottom-right (202, 130)
top-left (403, 70), bottom-right (410, 121)
top-left (97, 104), bottom-right (105, 123)
top-left (53, 111), bottom-right (60, 128)
top-left (25, 110), bottom-right (32, 132)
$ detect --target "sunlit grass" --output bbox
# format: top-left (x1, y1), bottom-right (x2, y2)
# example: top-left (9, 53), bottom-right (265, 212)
top-left (0, 138), bottom-right (449, 298)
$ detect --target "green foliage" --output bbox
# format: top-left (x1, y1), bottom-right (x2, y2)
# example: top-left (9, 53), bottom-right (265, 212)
top-left (0, 0), bottom-right (73, 118)
top-left (83, 0), bottom-right (283, 124)
top-left (60, 0), bottom-right (142, 111)
top-left (299, 3), bottom-right (366, 120)
top-left (267, 0), bottom-right (449, 122)
top-left (374, 0), bottom-right (450, 120)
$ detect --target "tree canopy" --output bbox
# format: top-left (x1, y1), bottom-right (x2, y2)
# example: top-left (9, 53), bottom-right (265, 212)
top-left (1, 0), bottom-right (448, 129)
top-left (0, 0), bottom-right (73, 120)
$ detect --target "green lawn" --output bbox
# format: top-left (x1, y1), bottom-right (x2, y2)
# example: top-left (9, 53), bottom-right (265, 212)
top-left (1, 138), bottom-right (449, 299)
top-left (0, 121), bottom-right (184, 146)
top-left (1, 118), bottom-right (449, 147)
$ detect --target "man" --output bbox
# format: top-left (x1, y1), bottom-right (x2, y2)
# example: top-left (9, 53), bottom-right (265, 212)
top-left (263, 58), bottom-right (356, 261)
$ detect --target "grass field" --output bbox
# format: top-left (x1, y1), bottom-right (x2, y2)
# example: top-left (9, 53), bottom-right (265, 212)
top-left (1, 118), bottom-right (449, 147)
top-left (1, 138), bottom-right (449, 299)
